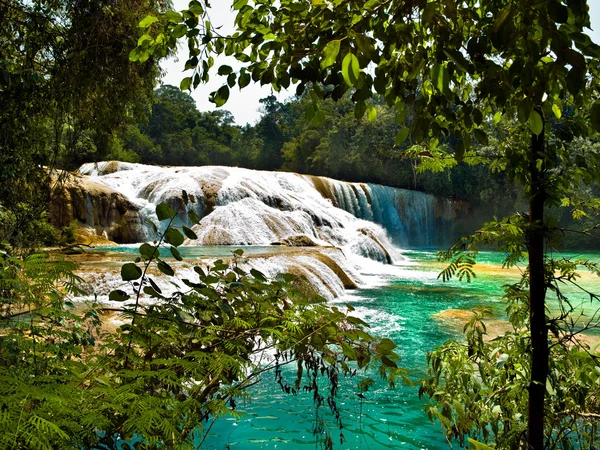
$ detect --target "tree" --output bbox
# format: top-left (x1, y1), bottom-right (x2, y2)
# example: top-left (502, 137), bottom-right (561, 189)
top-left (0, 0), bottom-right (164, 248)
top-left (133, 1), bottom-right (600, 447)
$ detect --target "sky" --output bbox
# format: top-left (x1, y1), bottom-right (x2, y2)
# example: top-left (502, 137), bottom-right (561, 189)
top-left (160, 1), bottom-right (600, 126)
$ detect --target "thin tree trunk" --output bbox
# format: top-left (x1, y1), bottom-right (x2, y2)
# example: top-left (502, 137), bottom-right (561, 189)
top-left (527, 118), bottom-right (548, 450)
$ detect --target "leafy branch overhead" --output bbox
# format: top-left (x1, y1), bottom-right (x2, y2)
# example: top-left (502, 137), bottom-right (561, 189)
top-left (132, 0), bottom-right (600, 156)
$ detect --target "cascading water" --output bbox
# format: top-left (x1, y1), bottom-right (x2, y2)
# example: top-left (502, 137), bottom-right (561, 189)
top-left (302, 175), bottom-right (456, 247)
top-left (74, 161), bottom-right (459, 300)
top-left (79, 162), bottom-right (456, 249)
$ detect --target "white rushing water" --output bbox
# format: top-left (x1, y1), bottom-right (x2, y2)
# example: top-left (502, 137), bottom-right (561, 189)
top-left (76, 162), bottom-right (456, 301)
top-left (79, 162), bottom-right (403, 261)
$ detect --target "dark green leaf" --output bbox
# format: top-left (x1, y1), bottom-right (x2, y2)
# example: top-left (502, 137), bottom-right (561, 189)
top-left (591, 101), bottom-right (600, 132)
top-left (165, 228), bottom-right (185, 247)
top-left (170, 246), bottom-right (183, 261)
top-left (250, 268), bottom-right (266, 281)
top-left (188, 210), bottom-right (201, 225)
top-left (381, 355), bottom-right (398, 368)
top-left (143, 286), bottom-right (163, 298)
top-left (218, 65), bottom-right (233, 75)
top-left (182, 226), bottom-right (198, 240)
top-left (121, 263), bottom-right (142, 281)
top-left (157, 260), bottom-right (175, 276)
top-left (148, 277), bottom-right (162, 294)
top-left (109, 290), bottom-right (130, 301)
top-left (474, 129), bottom-right (488, 146)
top-left (156, 203), bottom-right (176, 221)
top-left (139, 243), bottom-right (157, 260)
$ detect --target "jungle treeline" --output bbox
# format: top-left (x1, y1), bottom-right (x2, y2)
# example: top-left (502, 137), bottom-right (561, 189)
top-left (81, 84), bottom-right (599, 248)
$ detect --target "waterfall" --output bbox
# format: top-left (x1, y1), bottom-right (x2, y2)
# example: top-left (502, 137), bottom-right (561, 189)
top-left (302, 176), bottom-right (456, 247)
top-left (73, 161), bottom-right (460, 299)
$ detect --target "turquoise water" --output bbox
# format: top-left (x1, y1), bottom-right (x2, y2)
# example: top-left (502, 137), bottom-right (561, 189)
top-left (92, 244), bottom-right (296, 258)
top-left (199, 249), bottom-right (600, 450)
top-left (89, 246), bottom-right (600, 449)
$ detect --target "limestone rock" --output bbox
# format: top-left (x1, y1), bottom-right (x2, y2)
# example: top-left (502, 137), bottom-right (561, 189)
top-left (49, 171), bottom-right (145, 243)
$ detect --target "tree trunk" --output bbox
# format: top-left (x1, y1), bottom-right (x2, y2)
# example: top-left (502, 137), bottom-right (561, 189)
top-left (527, 120), bottom-right (548, 450)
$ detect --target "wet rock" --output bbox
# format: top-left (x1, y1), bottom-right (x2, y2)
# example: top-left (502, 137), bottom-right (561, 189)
top-left (280, 235), bottom-right (318, 247)
top-left (49, 171), bottom-right (145, 243)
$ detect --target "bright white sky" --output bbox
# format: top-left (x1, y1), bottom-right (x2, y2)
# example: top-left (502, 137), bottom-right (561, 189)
top-left (160, 1), bottom-right (600, 126)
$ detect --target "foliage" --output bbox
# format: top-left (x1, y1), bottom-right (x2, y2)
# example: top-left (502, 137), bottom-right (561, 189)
top-left (0, 0), bottom-right (165, 248)
top-left (0, 194), bottom-right (402, 449)
top-left (128, 0), bottom-right (600, 448)
top-left (422, 237), bottom-right (600, 448)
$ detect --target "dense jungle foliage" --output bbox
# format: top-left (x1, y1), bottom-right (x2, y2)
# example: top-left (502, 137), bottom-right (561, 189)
top-left (1, 0), bottom-right (600, 449)
top-left (82, 84), bottom-right (599, 249)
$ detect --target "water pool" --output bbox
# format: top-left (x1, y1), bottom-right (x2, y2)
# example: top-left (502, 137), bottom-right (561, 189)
top-left (200, 249), bottom-right (600, 450)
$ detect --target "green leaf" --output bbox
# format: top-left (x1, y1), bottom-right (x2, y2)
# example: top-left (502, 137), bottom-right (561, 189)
top-left (218, 65), bottom-right (233, 75)
top-left (590, 100), bottom-right (600, 132)
top-left (233, 0), bottom-right (248, 9)
top-left (165, 228), bottom-right (185, 247)
top-left (121, 263), bottom-right (142, 281)
top-left (163, 11), bottom-right (183, 22)
top-left (493, 111), bottom-right (502, 124)
top-left (430, 63), bottom-right (450, 95)
top-left (238, 71), bottom-right (251, 89)
top-left (188, 4), bottom-right (204, 15)
top-left (321, 39), bottom-right (341, 69)
top-left (552, 103), bottom-right (562, 120)
top-left (341, 342), bottom-right (357, 360)
top-left (182, 226), bottom-right (198, 240)
top-left (129, 48), bottom-right (140, 62)
top-left (139, 15), bottom-right (159, 28)
top-left (377, 338), bottom-right (397, 355)
top-left (157, 260), bottom-right (175, 276)
top-left (170, 246), bottom-right (183, 261)
top-left (395, 128), bottom-right (410, 146)
top-left (528, 110), bottom-right (543, 136)
top-left (366, 105), bottom-right (377, 122)
top-left (109, 290), bottom-right (130, 301)
top-left (341, 53), bottom-right (360, 87)
top-left (180, 77), bottom-right (192, 91)
top-left (139, 243), bottom-right (157, 260)
top-left (212, 85), bottom-right (230, 107)
top-left (467, 438), bottom-right (495, 450)
top-left (171, 24), bottom-right (187, 38)
top-left (156, 203), bottom-right (176, 221)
